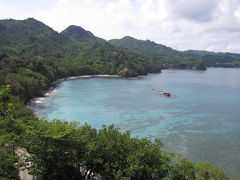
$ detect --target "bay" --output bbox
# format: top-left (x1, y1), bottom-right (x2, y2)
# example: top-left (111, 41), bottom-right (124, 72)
top-left (31, 68), bottom-right (240, 179)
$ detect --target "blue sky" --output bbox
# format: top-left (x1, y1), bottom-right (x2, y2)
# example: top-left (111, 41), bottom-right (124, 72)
top-left (1, 0), bottom-right (240, 53)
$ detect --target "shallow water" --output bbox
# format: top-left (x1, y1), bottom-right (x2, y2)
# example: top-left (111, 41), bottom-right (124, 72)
top-left (32, 68), bottom-right (240, 179)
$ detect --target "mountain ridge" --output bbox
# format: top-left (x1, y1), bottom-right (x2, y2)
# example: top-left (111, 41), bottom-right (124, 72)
top-left (108, 36), bottom-right (240, 68)
top-left (1, 17), bottom-right (239, 69)
top-left (1, 17), bottom-right (239, 83)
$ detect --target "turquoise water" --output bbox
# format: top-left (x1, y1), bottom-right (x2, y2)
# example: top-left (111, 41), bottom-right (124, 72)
top-left (32, 68), bottom-right (240, 179)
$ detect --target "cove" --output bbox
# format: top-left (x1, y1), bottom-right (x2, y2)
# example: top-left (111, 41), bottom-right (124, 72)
top-left (31, 68), bottom-right (240, 179)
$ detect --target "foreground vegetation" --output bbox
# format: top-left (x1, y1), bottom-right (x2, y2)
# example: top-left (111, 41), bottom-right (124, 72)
top-left (0, 86), bottom-right (229, 180)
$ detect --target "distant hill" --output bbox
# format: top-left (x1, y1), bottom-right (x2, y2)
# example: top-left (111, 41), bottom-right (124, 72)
top-left (109, 36), bottom-right (240, 68)
top-left (182, 50), bottom-right (240, 67)
top-left (109, 36), bottom-right (176, 56)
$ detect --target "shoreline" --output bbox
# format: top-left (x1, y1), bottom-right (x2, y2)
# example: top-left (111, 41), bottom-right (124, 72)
top-left (27, 68), bottom-right (211, 108)
top-left (52, 74), bottom-right (121, 86)
top-left (59, 74), bottom-right (120, 81)
top-left (28, 72), bottom-right (164, 109)
top-left (27, 72), bottom-right (161, 110)
top-left (27, 74), bottom-right (122, 109)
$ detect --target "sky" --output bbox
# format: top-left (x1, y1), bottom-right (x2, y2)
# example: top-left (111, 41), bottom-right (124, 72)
top-left (0, 0), bottom-right (240, 53)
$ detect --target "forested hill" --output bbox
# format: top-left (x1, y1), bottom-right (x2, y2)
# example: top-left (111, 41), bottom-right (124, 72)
top-left (109, 36), bottom-right (176, 57)
top-left (109, 36), bottom-right (240, 68)
top-left (182, 50), bottom-right (240, 67)
top-left (0, 18), bottom-right (71, 58)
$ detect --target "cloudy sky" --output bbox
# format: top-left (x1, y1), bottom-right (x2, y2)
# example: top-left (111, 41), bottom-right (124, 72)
top-left (0, 0), bottom-right (240, 53)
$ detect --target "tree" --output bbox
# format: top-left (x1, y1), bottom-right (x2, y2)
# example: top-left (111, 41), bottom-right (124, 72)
top-left (196, 162), bottom-right (229, 180)
top-left (169, 158), bottom-right (196, 180)
top-left (0, 146), bottom-right (19, 180)
top-left (123, 138), bottom-right (171, 180)
top-left (24, 120), bottom-right (82, 180)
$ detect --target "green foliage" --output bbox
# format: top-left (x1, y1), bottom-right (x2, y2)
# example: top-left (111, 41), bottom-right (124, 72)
top-left (0, 85), bottom-right (34, 180)
top-left (24, 120), bottom-right (83, 179)
top-left (123, 138), bottom-right (170, 180)
top-left (169, 157), bottom-right (196, 180)
top-left (0, 146), bottom-right (19, 180)
top-left (0, 85), bottom-right (30, 144)
top-left (23, 120), bottom-right (230, 180)
top-left (196, 162), bottom-right (229, 180)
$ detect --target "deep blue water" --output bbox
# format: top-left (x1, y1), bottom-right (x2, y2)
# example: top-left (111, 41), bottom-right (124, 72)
top-left (32, 68), bottom-right (240, 179)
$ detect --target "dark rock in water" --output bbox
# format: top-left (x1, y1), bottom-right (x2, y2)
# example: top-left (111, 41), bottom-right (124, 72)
top-left (163, 92), bottom-right (171, 97)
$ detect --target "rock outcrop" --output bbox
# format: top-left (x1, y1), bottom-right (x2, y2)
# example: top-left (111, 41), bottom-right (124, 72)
top-left (163, 93), bottom-right (171, 97)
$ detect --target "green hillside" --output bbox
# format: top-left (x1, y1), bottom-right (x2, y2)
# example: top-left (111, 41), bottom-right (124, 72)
top-left (109, 36), bottom-right (176, 56)
top-left (183, 50), bottom-right (240, 67)
top-left (109, 36), bottom-right (240, 68)
top-left (0, 18), bottom-right (72, 58)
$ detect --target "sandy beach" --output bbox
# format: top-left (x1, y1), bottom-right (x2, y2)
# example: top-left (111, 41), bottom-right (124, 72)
top-left (27, 74), bottom-right (121, 108)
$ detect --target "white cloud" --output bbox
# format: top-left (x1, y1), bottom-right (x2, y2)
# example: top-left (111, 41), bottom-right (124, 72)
top-left (0, 0), bottom-right (240, 53)
top-left (167, 0), bottom-right (219, 22)
top-left (0, 3), bottom-right (17, 19)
